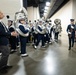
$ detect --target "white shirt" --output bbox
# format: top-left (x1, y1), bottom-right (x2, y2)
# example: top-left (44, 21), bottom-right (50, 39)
top-left (0, 20), bottom-right (2, 22)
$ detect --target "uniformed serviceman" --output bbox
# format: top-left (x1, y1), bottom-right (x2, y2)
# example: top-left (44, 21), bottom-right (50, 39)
top-left (67, 19), bottom-right (75, 50)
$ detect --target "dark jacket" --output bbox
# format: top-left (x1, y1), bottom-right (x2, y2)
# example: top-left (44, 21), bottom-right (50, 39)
top-left (0, 22), bottom-right (11, 46)
top-left (67, 24), bottom-right (75, 37)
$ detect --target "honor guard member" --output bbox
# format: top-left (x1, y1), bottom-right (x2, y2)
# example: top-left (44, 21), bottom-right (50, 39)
top-left (17, 18), bottom-right (29, 57)
top-left (8, 19), bottom-right (17, 53)
top-left (67, 19), bottom-right (75, 50)
top-left (34, 19), bottom-right (45, 49)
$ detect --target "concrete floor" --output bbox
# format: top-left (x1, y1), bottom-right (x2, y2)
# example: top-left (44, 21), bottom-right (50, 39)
top-left (1, 34), bottom-right (76, 75)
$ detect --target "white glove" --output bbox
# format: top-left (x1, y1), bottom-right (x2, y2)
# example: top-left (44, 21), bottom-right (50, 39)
top-left (68, 32), bottom-right (71, 34)
top-left (44, 35), bottom-right (46, 37)
top-left (71, 26), bottom-right (74, 29)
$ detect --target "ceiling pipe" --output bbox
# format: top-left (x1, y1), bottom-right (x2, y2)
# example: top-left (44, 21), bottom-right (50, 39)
top-left (44, 0), bottom-right (56, 19)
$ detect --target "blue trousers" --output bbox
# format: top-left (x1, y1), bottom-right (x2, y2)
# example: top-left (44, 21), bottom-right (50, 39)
top-left (69, 36), bottom-right (75, 48)
top-left (36, 34), bottom-right (45, 46)
top-left (33, 33), bottom-right (38, 44)
top-left (20, 36), bottom-right (27, 54)
top-left (54, 32), bottom-right (59, 40)
top-left (9, 37), bottom-right (17, 50)
top-left (44, 33), bottom-right (50, 43)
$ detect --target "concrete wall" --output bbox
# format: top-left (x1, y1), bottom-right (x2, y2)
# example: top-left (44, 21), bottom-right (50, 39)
top-left (72, 0), bottom-right (76, 20)
top-left (27, 6), bottom-right (40, 22)
top-left (50, 0), bottom-right (73, 35)
top-left (0, 0), bottom-right (21, 24)
top-left (27, 6), bottom-right (34, 22)
top-left (0, 0), bottom-right (40, 24)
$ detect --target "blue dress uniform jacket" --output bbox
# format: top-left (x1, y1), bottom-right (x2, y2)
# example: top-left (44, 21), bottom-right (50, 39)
top-left (67, 24), bottom-right (75, 37)
top-left (0, 22), bottom-right (11, 46)
top-left (19, 25), bottom-right (29, 34)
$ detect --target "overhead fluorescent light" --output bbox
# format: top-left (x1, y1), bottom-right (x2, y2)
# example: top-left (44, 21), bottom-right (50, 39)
top-left (44, 10), bottom-right (47, 13)
top-left (46, 2), bottom-right (50, 6)
top-left (44, 12), bottom-right (47, 15)
top-left (45, 6), bottom-right (48, 10)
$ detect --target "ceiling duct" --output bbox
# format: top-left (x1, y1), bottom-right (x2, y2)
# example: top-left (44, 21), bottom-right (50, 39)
top-left (47, 0), bottom-right (69, 18)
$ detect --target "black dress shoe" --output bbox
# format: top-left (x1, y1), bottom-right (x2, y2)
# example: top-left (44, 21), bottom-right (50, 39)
top-left (4, 65), bottom-right (13, 70)
top-left (68, 47), bottom-right (71, 50)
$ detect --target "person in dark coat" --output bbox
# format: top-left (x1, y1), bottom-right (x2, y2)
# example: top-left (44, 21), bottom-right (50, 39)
top-left (0, 11), bottom-right (18, 74)
top-left (67, 19), bottom-right (75, 50)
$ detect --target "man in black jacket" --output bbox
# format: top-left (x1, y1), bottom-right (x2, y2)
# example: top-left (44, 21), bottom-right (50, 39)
top-left (0, 11), bottom-right (18, 74)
